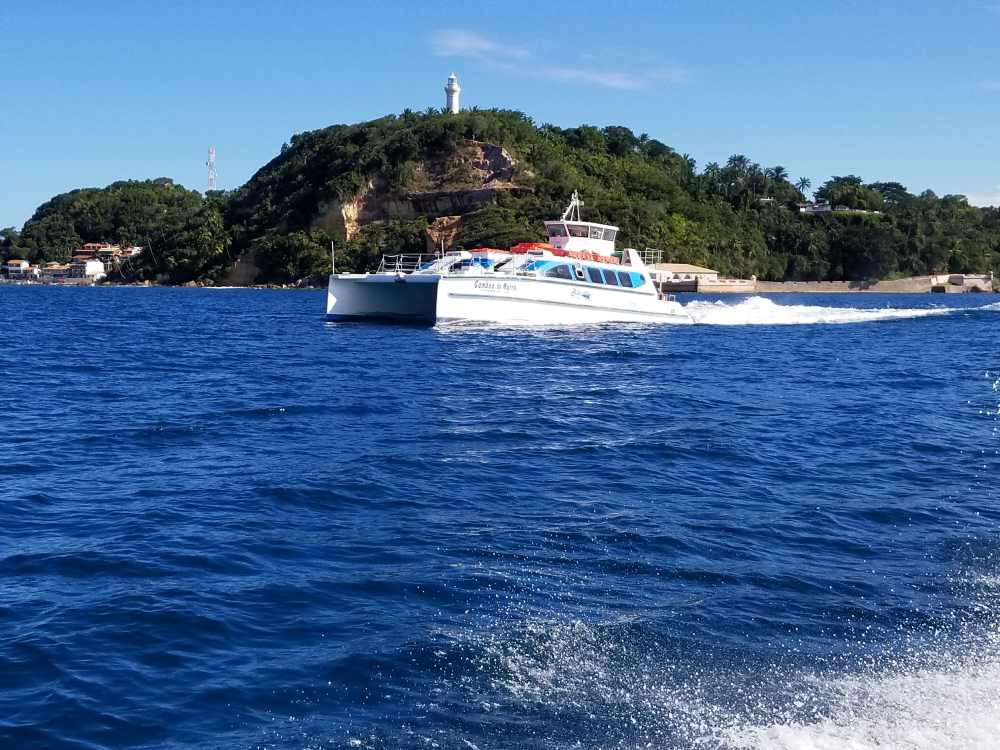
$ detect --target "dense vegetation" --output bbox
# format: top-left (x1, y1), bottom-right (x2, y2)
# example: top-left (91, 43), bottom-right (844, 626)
top-left (4, 179), bottom-right (231, 284)
top-left (5, 110), bottom-right (999, 284)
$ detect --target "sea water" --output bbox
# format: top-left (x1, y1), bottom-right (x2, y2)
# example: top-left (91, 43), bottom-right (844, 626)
top-left (1, 287), bottom-right (998, 749)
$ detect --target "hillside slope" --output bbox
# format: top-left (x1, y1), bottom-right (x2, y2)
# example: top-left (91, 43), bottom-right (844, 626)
top-left (7, 109), bottom-right (1000, 285)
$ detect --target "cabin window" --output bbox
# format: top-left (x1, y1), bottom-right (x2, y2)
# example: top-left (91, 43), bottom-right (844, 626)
top-left (546, 223), bottom-right (567, 237)
top-left (604, 229), bottom-right (617, 242)
top-left (602, 269), bottom-right (620, 285)
top-left (617, 271), bottom-right (634, 288)
top-left (544, 264), bottom-right (573, 280)
top-left (586, 267), bottom-right (604, 283)
top-left (589, 226), bottom-right (604, 239)
top-left (631, 272), bottom-right (645, 287)
top-left (568, 224), bottom-right (590, 238)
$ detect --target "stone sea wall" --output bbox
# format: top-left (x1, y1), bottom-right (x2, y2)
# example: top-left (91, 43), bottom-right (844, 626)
top-left (753, 274), bottom-right (994, 293)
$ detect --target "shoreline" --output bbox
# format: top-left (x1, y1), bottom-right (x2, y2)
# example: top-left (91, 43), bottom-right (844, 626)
top-left (2, 284), bottom-right (996, 294)
top-left (2, 277), bottom-right (996, 294)
top-left (675, 274), bottom-right (997, 295)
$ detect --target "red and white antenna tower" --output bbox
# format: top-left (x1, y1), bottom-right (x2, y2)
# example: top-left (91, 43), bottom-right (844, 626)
top-left (207, 146), bottom-right (217, 191)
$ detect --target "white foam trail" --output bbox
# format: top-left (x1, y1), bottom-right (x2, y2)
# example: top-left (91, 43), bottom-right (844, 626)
top-left (715, 570), bottom-right (1000, 750)
top-left (452, 614), bottom-right (1000, 750)
top-left (685, 296), bottom-right (958, 326)
top-left (719, 656), bottom-right (1000, 750)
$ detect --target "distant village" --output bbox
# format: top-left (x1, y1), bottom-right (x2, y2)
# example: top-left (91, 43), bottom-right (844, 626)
top-left (2, 243), bottom-right (142, 283)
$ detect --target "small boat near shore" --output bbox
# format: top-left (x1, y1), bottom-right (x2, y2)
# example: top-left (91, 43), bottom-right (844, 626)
top-left (325, 192), bottom-right (692, 325)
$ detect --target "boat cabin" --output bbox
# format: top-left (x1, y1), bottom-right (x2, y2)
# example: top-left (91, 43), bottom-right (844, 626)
top-left (543, 190), bottom-right (618, 257)
top-left (543, 220), bottom-right (618, 256)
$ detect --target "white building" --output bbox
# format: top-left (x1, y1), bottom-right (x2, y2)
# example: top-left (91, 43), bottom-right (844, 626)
top-left (70, 258), bottom-right (106, 280)
top-left (799, 201), bottom-right (832, 214)
top-left (445, 73), bottom-right (461, 114)
top-left (4, 259), bottom-right (31, 278)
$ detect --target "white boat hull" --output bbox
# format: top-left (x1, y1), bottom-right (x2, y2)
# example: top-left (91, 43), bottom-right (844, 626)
top-left (326, 274), bottom-right (439, 322)
top-left (327, 273), bottom-right (691, 325)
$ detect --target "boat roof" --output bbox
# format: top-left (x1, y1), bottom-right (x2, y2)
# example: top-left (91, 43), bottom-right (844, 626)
top-left (544, 219), bottom-right (619, 231)
top-left (652, 262), bottom-right (718, 274)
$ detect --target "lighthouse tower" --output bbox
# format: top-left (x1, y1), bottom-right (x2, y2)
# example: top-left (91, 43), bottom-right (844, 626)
top-left (445, 73), bottom-right (461, 114)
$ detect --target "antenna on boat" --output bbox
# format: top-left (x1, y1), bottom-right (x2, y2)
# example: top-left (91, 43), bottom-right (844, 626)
top-left (330, 241), bottom-right (335, 274)
top-left (561, 190), bottom-right (584, 222)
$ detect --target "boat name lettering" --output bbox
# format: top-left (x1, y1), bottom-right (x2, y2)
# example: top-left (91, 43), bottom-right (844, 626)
top-left (473, 280), bottom-right (519, 292)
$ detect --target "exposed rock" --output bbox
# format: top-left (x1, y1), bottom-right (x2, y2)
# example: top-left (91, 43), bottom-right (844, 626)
top-left (312, 139), bottom-right (530, 242)
top-left (466, 140), bottom-right (519, 187)
top-left (426, 216), bottom-right (464, 253)
top-left (220, 248), bottom-right (261, 286)
top-left (406, 186), bottom-right (531, 215)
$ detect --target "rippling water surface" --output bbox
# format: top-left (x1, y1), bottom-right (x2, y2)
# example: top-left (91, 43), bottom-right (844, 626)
top-left (2, 287), bottom-right (999, 750)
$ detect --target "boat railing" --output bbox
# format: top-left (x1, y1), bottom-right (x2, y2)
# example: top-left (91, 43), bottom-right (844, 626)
top-left (639, 248), bottom-right (662, 265)
top-left (377, 254), bottom-right (442, 274)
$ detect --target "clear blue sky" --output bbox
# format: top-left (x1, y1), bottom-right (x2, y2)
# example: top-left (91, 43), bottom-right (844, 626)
top-left (2, 0), bottom-right (998, 229)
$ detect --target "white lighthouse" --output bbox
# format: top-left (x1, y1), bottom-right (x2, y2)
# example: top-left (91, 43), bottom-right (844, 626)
top-left (445, 73), bottom-right (461, 114)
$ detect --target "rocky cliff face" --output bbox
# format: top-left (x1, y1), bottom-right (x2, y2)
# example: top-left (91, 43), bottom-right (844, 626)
top-left (425, 216), bottom-right (464, 254)
top-left (312, 139), bottom-right (530, 242)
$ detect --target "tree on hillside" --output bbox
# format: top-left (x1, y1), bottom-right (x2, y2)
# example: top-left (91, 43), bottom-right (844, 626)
top-left (832, 220), bottom-right (904, 280)
top-left (867, 181), bottom-right (911, 206)
top-left (816, 176), bottom-right (884, 211)
top-left (563, 125), bottom-right (606, 153)
top-left (766, 165), bottom-right (789, 182)
top-left (602, 126), bottom-right (640, 156)
top-left (453, 206), bottom-right (544, 251)
top-left (1, 227), bottom-right (20, 256)
top-left (249, 230), bottom-right (332, 283)
top-left (727, 154), bottom-right (752, 173)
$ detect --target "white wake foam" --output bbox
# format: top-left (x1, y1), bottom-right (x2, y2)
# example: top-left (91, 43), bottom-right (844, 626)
top-left (719, 654), bottom-right (1000, 750)
top-left (451, 614), bottom-right (1000, 750)
top-left (685, 296), bottom-right (958, 326)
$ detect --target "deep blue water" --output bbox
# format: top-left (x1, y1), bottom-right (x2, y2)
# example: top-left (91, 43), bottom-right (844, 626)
top-left (2, 286), bottom-right (999, 750)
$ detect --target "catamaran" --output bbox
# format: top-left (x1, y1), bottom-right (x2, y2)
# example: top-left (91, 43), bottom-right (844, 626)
top-left (325, 192), bottom-right (692, 325)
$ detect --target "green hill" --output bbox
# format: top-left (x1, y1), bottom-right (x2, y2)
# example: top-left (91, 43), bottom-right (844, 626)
top-left (6, 109), bottom-right (999, 285)
top-left (4, 179), bottom-right (230, 284)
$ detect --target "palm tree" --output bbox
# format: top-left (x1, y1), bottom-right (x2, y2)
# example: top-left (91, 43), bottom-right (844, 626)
top-left (702, 162), bottom-right (721, 194)
top-left (769, 165), bottom-right (789, 182)
top-left (795, 177), bottom-right (812, 196)
top-left (726, 154), bottom-right (752, 175)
